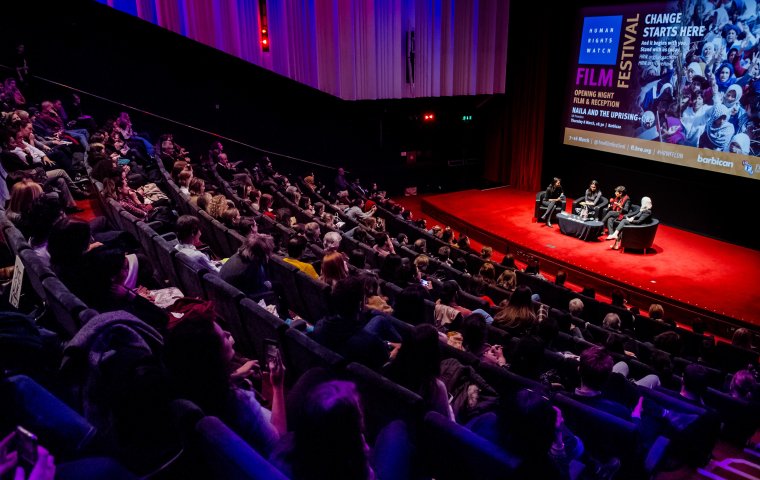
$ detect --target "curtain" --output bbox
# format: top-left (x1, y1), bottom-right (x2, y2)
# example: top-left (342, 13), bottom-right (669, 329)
top-left (98, 0), bottom-right (508, 100)
top-left (483, 1), bottom-right (543, 192)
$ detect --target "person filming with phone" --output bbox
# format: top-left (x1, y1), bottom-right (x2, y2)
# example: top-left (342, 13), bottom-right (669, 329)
top-left (0, 429), bottom-right (56, 480)
top-left (164, 299), bottom-right (287, 456)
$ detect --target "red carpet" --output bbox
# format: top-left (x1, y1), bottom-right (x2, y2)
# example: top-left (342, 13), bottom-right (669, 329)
top-left (411, 187), bottom-right (760, 326)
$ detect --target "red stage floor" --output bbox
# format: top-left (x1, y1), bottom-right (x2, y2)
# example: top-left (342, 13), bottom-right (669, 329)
top-left (418, 187), bottom-right (760, 327)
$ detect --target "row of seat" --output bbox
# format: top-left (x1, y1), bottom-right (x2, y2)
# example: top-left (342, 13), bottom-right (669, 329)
top-left (147, 161), bottom-right (647, 474)
top-left (148, 150), bottom-right (752, 472)
top-left (0, 209), bottom-right (97, 337)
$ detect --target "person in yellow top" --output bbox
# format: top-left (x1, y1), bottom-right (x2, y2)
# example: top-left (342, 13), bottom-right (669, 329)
top-left (283, 236), bottom-right (318, 279)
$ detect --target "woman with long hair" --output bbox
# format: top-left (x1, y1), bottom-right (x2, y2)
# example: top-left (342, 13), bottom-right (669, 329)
top-left (493, 285), bottom-right (537, 336)
top-left (102, 174), bottom-right (153, 219)
top-left (164, 305), bottom-right (286, 455)
top-left (540, 177), bottom-right (564, 227)
top-left (385, 324), bottom-right (455, 420)
top-left (270, 380), bottom-right (373, 480)
top-left (5, 179), bottom-right (43, 228)
top-left (320, 251), bottom-right (349, 287)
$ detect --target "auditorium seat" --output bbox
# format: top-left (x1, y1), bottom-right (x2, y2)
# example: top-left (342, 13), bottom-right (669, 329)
top-left (268, 256), bottom-right (306, 316)
top-left (703, 387), bottom-right (760, 446)
top-left (344, 362), bottom-right (425, 439)
top-left (293, 270), bottom-right (331, 322)
top-left (0, 375), bottom-right (97, 459)
top-left (554, 393), bottom-right (670, 475)
top-left (194, 416), bottom-right (288, 480)
top-left (117, 209), bottom-right (141, 245)
top-left (239, 297), bottom-right (289, 361)
top-left (1, 220), bottom-right (30, 257)
top-left (209, 218), bottom-right (235, 258)
top-left (172, 250), bottom-right (208, 298)
top-left (152, 232), bottom-right (182, 288)
top-left (639, 387), bottom-right (720, 467)
top-left (281, 328), bottom-right (344, 379)
top-left (18, 248), bottom-right (55, 302)
top-left (135, 221), bottom-right (165, 285)
top-left (201, 272), bottom-right (256, 357)
top-left (633, 314), bottom-right (673, 342)
top-left (420, 411), bottom-right (521, 480)
top-left (197, 210), bottom-right (225, 256)
top-left (477, 362), bottom-right (549, 398)
top-left (42, 276), bottom-right (88, 337)
top-left (712, 341), bottom-right (759, 372)
top-left (440, 341), bottom-right (480, 366)
top-left (671, 357), bottom-right (725, 390)
top-left (618, 218), bottom-right (659, 253)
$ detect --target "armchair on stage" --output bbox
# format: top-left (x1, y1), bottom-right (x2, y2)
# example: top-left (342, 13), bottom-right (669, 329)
top-left (618, 218), bottom-right (659, 253)
top-left (534, 191), bottom-right (566, 223)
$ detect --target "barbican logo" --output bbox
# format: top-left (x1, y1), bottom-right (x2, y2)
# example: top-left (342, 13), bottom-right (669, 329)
top-left (743, 160), bottom-right (755, 175)
top-left (697, 154), bottom-right (733, 169)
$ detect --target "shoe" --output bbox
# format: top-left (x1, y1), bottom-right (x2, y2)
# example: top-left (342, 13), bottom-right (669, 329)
top-left (546, 220), bottom-right (553, 227)
top-left (611, 242), bottom-right (620, 250)
top-left (606, 232), bottom-right (618, 240)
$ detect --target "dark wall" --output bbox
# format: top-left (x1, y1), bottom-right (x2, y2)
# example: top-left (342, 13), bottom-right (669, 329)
top-left (2, 0), bottom-right (497, 194)
top-left (2, 0), bottom-right (363, 169)
top-left (513, 0), bottom-right (756, 249)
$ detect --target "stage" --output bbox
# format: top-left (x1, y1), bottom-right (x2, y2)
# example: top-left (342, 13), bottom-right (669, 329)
top-left (415, 187), bottom-right (760, 331)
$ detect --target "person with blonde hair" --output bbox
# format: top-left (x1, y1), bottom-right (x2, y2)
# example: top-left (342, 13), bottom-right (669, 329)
top-left (177, 169), bottom-right (193, 194)
top-left (221, 207), bottom-right (242, 231)
top-left (188, 178), bottom-right (206, 207)
top-left (5, 179), bottom-right (43, 225)
top-left (206, 194), bottom-right (231, 219)
top-left (413, 254), bottom-right (430, 275)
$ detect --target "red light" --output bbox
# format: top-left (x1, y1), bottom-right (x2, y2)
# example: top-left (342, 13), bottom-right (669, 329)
top-left (262, 29), bottom-right (267, 34)
top-left (262, 39), bottom-right (268, 45)
top-left (423, 113), bottom-right (435, 122)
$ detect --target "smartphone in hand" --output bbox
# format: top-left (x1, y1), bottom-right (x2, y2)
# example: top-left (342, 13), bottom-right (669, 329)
top-left (262, 339), bottom-right (281, 373)
top-left (15, 426), bottom-right (38, 470)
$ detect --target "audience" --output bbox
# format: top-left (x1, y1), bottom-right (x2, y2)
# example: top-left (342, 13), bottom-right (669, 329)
top-left (164, 301), bottom-right (286, 455)
top-left (2, 70), bottom-right (751, 480)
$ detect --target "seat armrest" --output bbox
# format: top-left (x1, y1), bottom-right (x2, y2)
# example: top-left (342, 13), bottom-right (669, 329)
top-left (644, 435), bottom-right (670, 474)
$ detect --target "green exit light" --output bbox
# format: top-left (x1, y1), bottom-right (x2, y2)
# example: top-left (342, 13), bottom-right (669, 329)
top-left (462, 115), bottom-right (472, 121)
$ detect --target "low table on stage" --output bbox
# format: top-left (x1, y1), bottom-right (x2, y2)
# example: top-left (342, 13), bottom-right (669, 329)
top-left (557, 212), bottom-right (604, 241)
